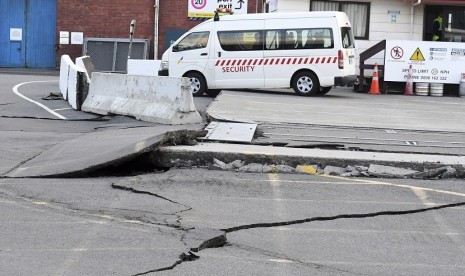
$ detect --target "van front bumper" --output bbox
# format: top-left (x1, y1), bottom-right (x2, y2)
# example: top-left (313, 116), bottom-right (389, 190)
top-left (158, 69), bottom-right (169, 76)
top-left (334, 75), bottom-right (357, 86)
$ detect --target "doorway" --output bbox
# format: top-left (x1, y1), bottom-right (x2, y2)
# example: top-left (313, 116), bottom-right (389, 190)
top-left (0, 0), bottom-right (57, 68)
top-left (424, 5), bottom-right (465, 42)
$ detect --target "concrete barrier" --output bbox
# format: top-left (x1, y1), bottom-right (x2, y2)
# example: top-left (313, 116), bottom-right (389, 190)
top-left (66, 63), bottom-right (86, 110)
top-left (76, 56), bottom-right (95, 83)
top-left (59, 55), bottom-right (95, 110)
top-left (81, 72), bottom-right (202, 125)
top-left (59, 55), bottom-right (73, 100)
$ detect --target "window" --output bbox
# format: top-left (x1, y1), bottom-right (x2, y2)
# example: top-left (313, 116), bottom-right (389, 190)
top-left (173, 31), bottom-right (209, 52)
top-left (264, 28), bottom-right (334, 50)
top-left (265, 30), bottom-right (282, 50)
top-left (310, 0), bottom-right (370, 40)
top-left (341, 27), bottom-right (355, 48)
top-left (218, 31), bottom-right (263, 51)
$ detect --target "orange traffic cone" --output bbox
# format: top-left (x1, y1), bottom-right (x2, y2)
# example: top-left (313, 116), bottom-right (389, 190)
top-left (405, 65), bottom-right (414, 96)
top-left (369, 63), bottom-right (380, 95)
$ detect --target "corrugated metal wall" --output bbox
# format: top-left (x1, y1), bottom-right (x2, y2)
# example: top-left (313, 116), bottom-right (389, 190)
top-left (0, 0), bottom-right (57, 68)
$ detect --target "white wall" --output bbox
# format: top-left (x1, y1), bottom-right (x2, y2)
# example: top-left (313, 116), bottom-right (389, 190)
top-left (274, 0), bottom-right (310, 12)
top-left (275, 0), bottom-right (425, 74)
top-left (359, 0), bottom-right (424, 67)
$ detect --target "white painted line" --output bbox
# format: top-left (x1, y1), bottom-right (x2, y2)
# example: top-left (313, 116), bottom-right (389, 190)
top-left (322, 175), bottom-right (465, 198)
top-left (53, 107), bottom-right (73, 111)
top-left (268, 259), bottom-right (294, 263)
top-left (13, 81), bottom-right (67, 120)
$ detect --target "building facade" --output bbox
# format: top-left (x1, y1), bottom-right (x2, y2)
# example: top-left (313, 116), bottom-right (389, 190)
top-left (0, 0), bottom-right (262, 68)
top-left (1, 0), bottom-right (464, 69)
top-left (275, 0), bottom-right (465, 65)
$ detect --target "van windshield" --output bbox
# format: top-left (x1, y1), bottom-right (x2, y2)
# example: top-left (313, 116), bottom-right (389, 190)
top-left (341, 27), bottom-right (354, 49)
top-left (174, 31), bottom-right (210, 51)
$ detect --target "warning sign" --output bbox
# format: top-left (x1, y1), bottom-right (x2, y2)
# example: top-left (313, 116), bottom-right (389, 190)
top-left (385, 40), bottom-right (465, 84)
top-left (410, 47), bottom-right (425, 61)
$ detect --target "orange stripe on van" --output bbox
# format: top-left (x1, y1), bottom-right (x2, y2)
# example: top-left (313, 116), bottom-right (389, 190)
top-left (214, 57), bottom-right (338, 66)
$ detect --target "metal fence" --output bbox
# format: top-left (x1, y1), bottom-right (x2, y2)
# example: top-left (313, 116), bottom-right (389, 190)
top-left (83, 38), bottom-right (150, 72)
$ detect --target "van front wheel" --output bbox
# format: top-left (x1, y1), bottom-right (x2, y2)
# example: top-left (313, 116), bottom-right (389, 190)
top-left (185, 72), bottom-right (206, 96)
top-left (292, 72), bottom-right (319, 96)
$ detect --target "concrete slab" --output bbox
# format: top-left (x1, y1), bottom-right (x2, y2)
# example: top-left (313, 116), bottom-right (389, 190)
top-left (155, 143), bottom-right (465, 172)
top-left (6, 125), bottom-right (203, 178)
top-left (207, 89), bottom-right (465, 132)
top-left (206, 89), bottom-right (465, 157)
top-left (200, 122), bottom-right (257, 143)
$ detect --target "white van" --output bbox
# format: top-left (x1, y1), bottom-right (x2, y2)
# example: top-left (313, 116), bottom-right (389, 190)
top-left (159, 11), bottom-right (356, 97)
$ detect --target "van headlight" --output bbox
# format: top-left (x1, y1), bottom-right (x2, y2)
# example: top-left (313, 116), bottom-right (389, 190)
top-left (160, 61), bottom-right (169, 71)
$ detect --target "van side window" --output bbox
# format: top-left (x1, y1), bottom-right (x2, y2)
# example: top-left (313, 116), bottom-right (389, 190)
top-left (218, 31), bottom-right (263, 51)
top-left (264, 28), bottom-right (334, 50)
top-left (302, 29), bottom-right (334, 49)
top-left (174, 31), bottom-right (210, 52)
top-left (285, 31), bottom-right (298, 49)
top-left (265, 31), bottom-right (281, 50)
top-left (341, 27), bottom-right (355, 49)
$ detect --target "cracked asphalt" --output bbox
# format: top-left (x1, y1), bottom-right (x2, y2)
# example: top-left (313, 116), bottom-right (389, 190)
top-left (2, 170), bottom-right (465, 275)
top-left (1, 73), bottom-right (465, 275)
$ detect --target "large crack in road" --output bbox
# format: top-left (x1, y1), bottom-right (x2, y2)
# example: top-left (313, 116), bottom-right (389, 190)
top-left (221, 201), bottom-right (465, 233)
top-left (116, 183), bottom-right (465, 275)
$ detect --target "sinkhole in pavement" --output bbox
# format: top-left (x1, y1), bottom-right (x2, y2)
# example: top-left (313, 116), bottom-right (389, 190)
top-left (74, 151), bottom-right (171, 178)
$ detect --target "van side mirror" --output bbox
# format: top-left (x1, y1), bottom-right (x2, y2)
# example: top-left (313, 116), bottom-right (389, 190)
top-left (172, 45), bottom-right (179, 52)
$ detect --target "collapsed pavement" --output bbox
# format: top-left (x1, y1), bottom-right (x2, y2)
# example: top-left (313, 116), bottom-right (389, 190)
top-left (207, 159), bottom-right (465, 180)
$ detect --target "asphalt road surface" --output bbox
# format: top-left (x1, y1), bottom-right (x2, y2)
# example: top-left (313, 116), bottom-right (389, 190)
top-left (1, 169), bottom-right (465, 275)
top-left (1, 73), bottom-right (465, 275)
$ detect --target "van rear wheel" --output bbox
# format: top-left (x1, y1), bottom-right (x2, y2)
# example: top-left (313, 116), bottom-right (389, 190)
top-left (185, 72), bottom-right (206, 96)
top-left (292, 72), bottom-right (319, 96)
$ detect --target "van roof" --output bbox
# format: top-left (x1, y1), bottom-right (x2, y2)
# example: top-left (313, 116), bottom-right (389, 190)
top-left (211, 11), bottom-right (347, 21)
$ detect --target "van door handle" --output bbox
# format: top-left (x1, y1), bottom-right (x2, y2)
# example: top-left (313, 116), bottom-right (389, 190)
top-left (201, 53), bottom-right (208, 56)
top-left (218, 52), bottom-right (222, 57)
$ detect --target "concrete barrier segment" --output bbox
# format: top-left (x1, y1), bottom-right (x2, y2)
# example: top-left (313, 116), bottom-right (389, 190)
top-left (75, 56), bottom-right (95, 83)
top-left (82, 73), bottom-right (202, 125)
top-left (59, 55), bottom-right (72, 100)
top-left (67, 63), bottom-right (86, 110)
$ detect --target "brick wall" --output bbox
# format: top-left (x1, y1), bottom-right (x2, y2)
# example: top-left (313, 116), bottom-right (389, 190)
top-left (57, 0), bottom-right (262, 65)
top-left (57, 0), bottom-right (155, 64)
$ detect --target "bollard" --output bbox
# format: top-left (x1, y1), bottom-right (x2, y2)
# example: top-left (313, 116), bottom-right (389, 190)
top-left (460, 73), bottom-right (465, 97)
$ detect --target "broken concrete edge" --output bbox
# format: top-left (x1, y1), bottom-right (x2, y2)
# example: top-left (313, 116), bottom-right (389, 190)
top-left (152, 148), bottom-right (465, 180)
top-left (3, 129), bottom-right (207, 179)
top-left (183, 228), bottom-right (227, 252)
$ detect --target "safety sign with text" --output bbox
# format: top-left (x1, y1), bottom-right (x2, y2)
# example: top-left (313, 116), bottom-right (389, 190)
top-left (188, 0), bottom-right (248, 18)
top-left (385, 40), bottom-right (465, 84)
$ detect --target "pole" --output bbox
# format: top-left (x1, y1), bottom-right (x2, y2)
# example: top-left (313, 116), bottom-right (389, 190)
top-left (127, 19), bottom-right (136, 72)
top-left (154, 0), bottom-right (159, 59)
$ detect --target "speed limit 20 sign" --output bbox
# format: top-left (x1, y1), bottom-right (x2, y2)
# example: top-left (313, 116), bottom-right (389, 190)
top-left (188, 0), bottom-right (248, 18)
